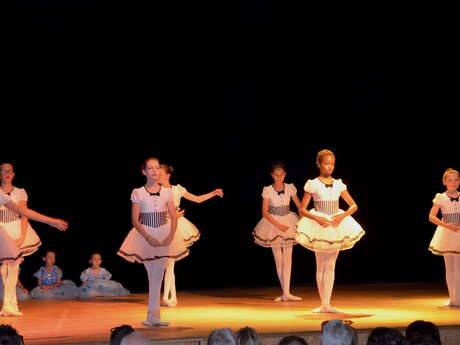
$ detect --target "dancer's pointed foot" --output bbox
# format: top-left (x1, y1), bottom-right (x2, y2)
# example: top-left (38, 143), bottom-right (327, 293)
top-left (312, 305), bottom-right (343, 313)
top-left (443, 300), bottom-right (460, 307)
top-left (0, 308), bottom-right (23, 317)
top-left (166, 299), bottom-right (177, 307)
top-left (161, 298), bottom-right (169, 306)
top-left (142, 319), bottom-right (169, 326)
top-left (285, 294), bottom-right (302, 301)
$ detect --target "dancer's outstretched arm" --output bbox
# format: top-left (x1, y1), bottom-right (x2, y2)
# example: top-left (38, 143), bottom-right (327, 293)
top-left (182, 189), bottom-right (223, 204)
top-left (4, 200), bottom-right (68, 231)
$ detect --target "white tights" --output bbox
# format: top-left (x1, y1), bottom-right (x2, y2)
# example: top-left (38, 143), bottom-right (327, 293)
top-left (444, 255), bottom-right (460, 305)
top-left (163, 259), bottom-right (176, 302)
top-left (1, 262), bottom-right (20, 313)
top-left (315, 251), bottom-right (339, 307)
top-left (271, 246), bottom-right (293, 296)
top-left (143, 258), bottom-right (167, 321)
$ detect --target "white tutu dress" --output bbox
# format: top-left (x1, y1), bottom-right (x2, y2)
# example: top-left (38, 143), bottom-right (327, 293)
top-left (429, 192), bottom-right (460, 256)
top-left (253, 183), bottom-right (299, 248)
top-left (0, 188), bottom-right (41, 257)
top-left (118, 186), bottom-right (189, 263)
top-left (295, 178), bottom-right (364, 252)
top-left (172, 185), bottom-right (200, 247)
top-left (0, 190), bottom-right (22, 264)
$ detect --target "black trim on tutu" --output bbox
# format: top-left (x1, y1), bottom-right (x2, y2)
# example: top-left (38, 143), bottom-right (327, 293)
top-left (0, 252), bottom-right (23, 263)
top-left (253, 231), bottom-right (297, 246)
top-left (183, 233), bottom-right (200, 245)
top-left (295, 230), bottom-right (365, 250)
top-left (117, 249), bottom-right (189, 263)
top-left (20, 240), bottom-right (42, 256)
top-left (429, 246), bottom-right (460, 256)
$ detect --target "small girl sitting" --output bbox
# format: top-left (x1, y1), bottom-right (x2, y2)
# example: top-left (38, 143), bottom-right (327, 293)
top-left (79, 253), bottom-right (129, 298)
top-left (30, 250), bottom-right (79, 300)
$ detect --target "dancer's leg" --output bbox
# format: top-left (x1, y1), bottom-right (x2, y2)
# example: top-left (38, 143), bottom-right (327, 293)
top-left (143, 258), bottom-right (168, 325)
top-left (313, 251), bottom-right (340, 313)
top-left (162, 259), bottom-right (176, 306)
top-left (444, 255), bottom-right (456, 305)
top-left (271, 247), bottom-right (284, 301)
top-left (281, 246), bottom-right (301, 301)
top-left (1, 262), bottom-right (21, 316)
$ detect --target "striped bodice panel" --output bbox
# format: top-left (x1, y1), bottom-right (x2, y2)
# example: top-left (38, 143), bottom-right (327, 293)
top-left (442, 213), bottom-right (460, 226)
top-left (268, 205), bottom-right (290, 217)
top-left (139, 211), bottom-right (168, 228)
top-left (314, 200), bottom-right (339, 215)
top-left (0, 208), bottom-right (20, 223)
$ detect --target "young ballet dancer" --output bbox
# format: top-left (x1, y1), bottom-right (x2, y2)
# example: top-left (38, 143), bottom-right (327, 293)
top-left (0, 163), bottom-right (42, 257)
top-left (30, 250), bottom-right (79, 300)
top-left (0, 165), bottom-right (68, 316)
top-left (295, 150), bottom-right (365, 313)
top-left (158, 164), bottom-right (223, 307)
top-left (118, 157), bottom-right (188, 326)
top-left (253, 161), bottom-right (302, 302)
top-left (428, 168), bottom-right (460, 306)
top-left (79, 253), bottom-right (129, 298)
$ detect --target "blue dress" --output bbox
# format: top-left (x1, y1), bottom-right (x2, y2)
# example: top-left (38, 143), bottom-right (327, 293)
top-left (79, 267), bottom-right (129, 298)
top-left (30, 265), bottom-right (79, 300)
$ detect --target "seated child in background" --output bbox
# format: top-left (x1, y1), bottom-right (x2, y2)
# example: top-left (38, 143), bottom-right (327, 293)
top-left (79, 253), bottom-right (129, 298)
top-left (30, 250), bottom-right (78, 300)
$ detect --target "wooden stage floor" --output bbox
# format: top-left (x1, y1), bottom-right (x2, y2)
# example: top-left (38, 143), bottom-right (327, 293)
top-left (3, 283), bottom-right (460, 345)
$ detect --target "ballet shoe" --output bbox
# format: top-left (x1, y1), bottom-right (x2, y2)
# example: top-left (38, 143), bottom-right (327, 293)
top-left (285, 294), bottom-right (302, 301)
top-left (167, 299), bottom-right (177, 307)
top-left (443, 300), bottom-right (460, 307)
top-left (312, 305), bottom-right (343, 313)
top-left (0, 307), bottom-right (23, 317)
top-left (142, 319), bottom-right (169, 326)
top-left (161, 299), bottom-right (169, 306)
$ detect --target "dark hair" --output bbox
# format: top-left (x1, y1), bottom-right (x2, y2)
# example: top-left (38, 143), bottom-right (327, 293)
top-left (110, 325), bottom-right (135, 345)
top-left (160, 164), bottom-right (175, 175)
top-left (278, 335), bottom-right (308, 345)
top-left (270, 161), bottom-right (286, 173)
top-left (406, 321), bottom-right (441, 345)
top-left (140, 157), bottom-right (159, 171)
top-left (367, 327), bottom-right (407, 345)
top-left (43, 250), bottom-right (56, 257)
top-left (235, 327), bottom-right (261, 345)
top-left (208, 328), bottom-right (237, 345)
top-left (0, 325), bottom-right (24, 345)
top-left (91, 253), bottom-right (102, 260)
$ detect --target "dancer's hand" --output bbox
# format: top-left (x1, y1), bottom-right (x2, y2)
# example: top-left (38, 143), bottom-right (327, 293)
top-left (331, 214), bottom-right (346, 228)
top-left (145, 235), bottom-right (161, 247)
top-left (277, 224), bottom-right (289, 232)
top-left (21, 287), bottom-right (29, 294)
top-left (159, 234), bottom-right (174, 246)
top-left (315, 216), bottom-right (332, 227)
top-left (176, 208), bottom-right (185, 218)
top-left (49, 219), bottom-right (68, 231)
top-left (214, 189), bottom-right (224, 198)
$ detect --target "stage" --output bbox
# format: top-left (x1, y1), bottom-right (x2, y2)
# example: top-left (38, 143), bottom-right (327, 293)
top-left (3, 283), bottom-right (460, 345)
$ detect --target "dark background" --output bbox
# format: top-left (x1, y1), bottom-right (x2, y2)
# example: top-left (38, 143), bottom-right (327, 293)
top-left (7, 4), bottom-right (456, 293)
